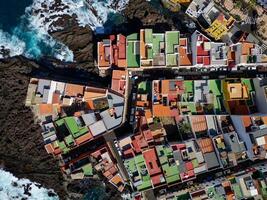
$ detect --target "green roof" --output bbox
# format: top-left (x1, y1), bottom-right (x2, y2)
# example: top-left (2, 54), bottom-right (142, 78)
top-left (232, 184), bottom-right (243, 199)
top-left (184, 81), bottom-right (194, 94)
top-left (162, 164), bottom-right (180, 184)
top-left (152, 34), bottom-right (164, 54)
top-left (192, 159), bottom-right (199, 168)
top-left (127, 33), bottom-right (139, 40)
top-left (166, 54), bottom-right (178, 66)
top-left (82, 163), bottom-right (93, 176)
top-left (135, 155), bottom-right (152, 190)
top-left (209, 80), bottom-right (222, 96)
top-left (138, 81), bottom-right (151, 94)
top-left (124, 158), bottom-right (137, 174)
top-left (206, 187), bottom-right (224, 200)
top-left (58, 141), bottom-right (70, 154)
top-left (127, 41), bottom-right (140, 68)
top-left (166, 31), bottom-right (179, 54)
top-left (58, 141), bottom-right (66, 150)
top-left (156, 146), bottom-right (180, 184)
top-left (242, 78), bottom-right (254, 92)
top-left (145, 29), bottom-right (153, 43)
top-left (65, 117), bottom-right (79, 135)
top-left (65, 134), bottom-right (75, 146)
top-left (55, 119), bottom-right (65, 127)
top-left (147, 47), bottom-right (153, 59)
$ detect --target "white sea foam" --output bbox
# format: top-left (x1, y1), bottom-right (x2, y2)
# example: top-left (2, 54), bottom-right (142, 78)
top-left (0, 30), bottom-right (26, 59)
top-left (0, 0), bottom-right (129, 61)
top-left (0, 169), bottom-right (59, 200)
top-left (29, 0), bottom-right (129, 31)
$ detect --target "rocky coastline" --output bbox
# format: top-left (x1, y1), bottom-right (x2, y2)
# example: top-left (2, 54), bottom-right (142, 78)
top-left (0, 0), bottom-right (193, 199)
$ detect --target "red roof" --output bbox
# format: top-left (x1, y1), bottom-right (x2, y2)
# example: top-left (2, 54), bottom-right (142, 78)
top-left (75, 132), bottom-right (93, 145)
top-left (185, 161), bottom-right (194, 171)
top-left (143, 148), bottom-right (161, 176)
top-left (143, 129), bottom-right (153, 142)
top-left (118, 34), bottom-right (126, 59)
top-left (203, 57), bottom-right (210, 65)
top-left (52, 92), bottom-right (60, 104)
top-left (151, 174), bottom-right (163, 186)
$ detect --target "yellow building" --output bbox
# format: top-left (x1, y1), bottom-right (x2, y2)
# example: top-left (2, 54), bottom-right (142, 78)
top-left (206, 14), bottom-right (235, 41)
top-left (222, 79), bottom-right (251, 115)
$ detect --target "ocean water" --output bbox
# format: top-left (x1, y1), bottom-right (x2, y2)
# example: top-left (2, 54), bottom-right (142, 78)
top-left (0, 169), bottom-right (59, 200)
top-left (0, 0), bottom-right (129, 61)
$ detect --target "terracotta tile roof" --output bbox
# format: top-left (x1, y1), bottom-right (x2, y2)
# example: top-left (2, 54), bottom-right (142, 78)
top-left (39, 104), bottom-right (53, 115)
top-left (65, 83), bottom-right (84, 97)
top-left (75, 132), bottom-right (93, 145)
top-left (145, 109), bottom-right (152, 121)
top-left (143, 148), bottom-right (161, 176)
top-left (180, 38), bottom-right (187, 46)
top-left (241, 42), bottom-right (254, 55)
top-left (84, 88), bottom-right (106, 101)
top-left (190, 116), bottom-right (208, 133)
top-left (185, 161), bottom-right (194, 171)
top-left (45, 143), bottom-right (54, 154)
top-left (52, 92), bottom-right (60, 104)
top-left (140, 30), bottom-right (146, 59)
top-left (98, 42), bottom-right (110, 67)
top-left (153, 104), bottom-right (172, 117)
top-left (262, 117), bottom-right (267, 125)
top-left (161, 80), bottom-right (169, 94)
top-left (118, 34), bottom-right (126, 59)
top-left (151, 174), bottom-right (163, 186)
top-left (112, 70), bottom-right (126, 80)
top-left (198, 138), bottom-right (214, 153)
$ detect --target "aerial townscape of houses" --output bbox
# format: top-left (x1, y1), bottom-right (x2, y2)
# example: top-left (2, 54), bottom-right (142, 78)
top-left (24, 0), bottom-right (267, 199)
top-left (97, 28), bottom-right (267, 73)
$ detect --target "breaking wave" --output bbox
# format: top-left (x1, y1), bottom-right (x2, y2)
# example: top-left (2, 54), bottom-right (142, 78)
top-left (0, 0), bottom-right (129, 61)
top-left (0, 169), bottom-right (58, 200)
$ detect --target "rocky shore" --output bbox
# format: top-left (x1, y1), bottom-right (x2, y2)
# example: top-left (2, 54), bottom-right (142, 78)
top-left (0, 0), bottom-right (197, 199)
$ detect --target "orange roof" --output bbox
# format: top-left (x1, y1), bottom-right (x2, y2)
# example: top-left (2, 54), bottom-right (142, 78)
top-left (198, 138), bottom-right (214, 153)
top-left (190, 116), bottom-right (208, 133)
top-left (110, 174), bottom-right (123, 184)
top-left (136, 100), bottom-right (149, 107)
top-left (52, 92), bottom-right (60, 104)
top-left (228, 50), bottom-right (235, 61)
top-left (83, 87), bottom-right (106, 101)
top-left (242, 116), bottom-right (252, 128)
top-left (227, 83), bottom-right (248, 99)
top-left (140, 30), bottom-right (146, 59)
top-left (161, 80), bottom-right (169, 94)
top-left (180, 38), bottom-right (187, 46)
top-left (145, 109), bottom-right (152, 120)
top-left (241, 42), bottom-right (254, 55)
top-left (75, 132), bottom-right (93, 145)
top-left (261, 116), bottom-right (267, 125)
top-left (112, 70), bottom-right (126, 80)
top-left (153, 104), bottom-right (172, 117)
top-left (110, 174), bottom-right (124, 192)
top-left (44, 143), bottom-right (54, 154)
top-left (117, 59), bottom-right (127, 68)
top-left (39, 104), bottom-right (53, 115)
top-left (65, 83), bottom-right (84, 97)
top-left (98, 42), bottom-right (110, 67)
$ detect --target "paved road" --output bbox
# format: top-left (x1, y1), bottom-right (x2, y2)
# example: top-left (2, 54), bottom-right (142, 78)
top-left (104, 132), bottom-right (130, 182)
